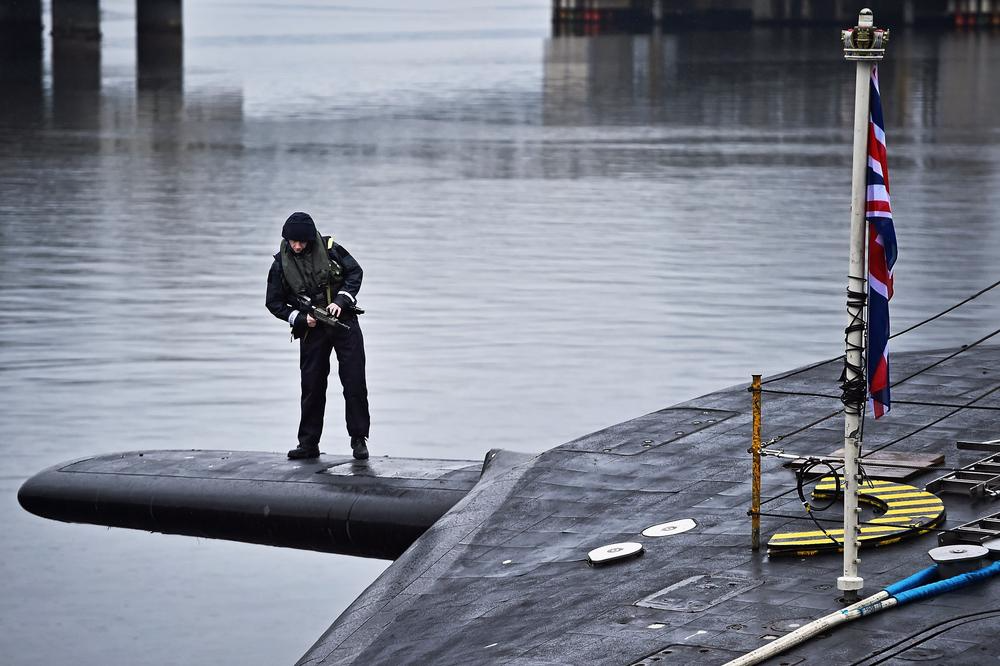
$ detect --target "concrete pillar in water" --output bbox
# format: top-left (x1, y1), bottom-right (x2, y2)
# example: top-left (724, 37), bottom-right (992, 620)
top-left (137, 29), bottom-right (183, 128)
top-left (52, 37), bottom-right (102, 128)
top-left (137, 0), bottom-right (182, 34)
top-left (136, 0), bottom-right (183, 127)
top-left (1, 0), bottom-right (43, 38)
top-left (138, 31), bottom-right (183, 91)
top-left (52, 0), bottom-right (101, 39)
top-left (1, 0), bottom-right (44, 127)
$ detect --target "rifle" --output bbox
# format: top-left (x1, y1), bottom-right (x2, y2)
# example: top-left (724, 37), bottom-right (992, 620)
top-left (293, 295), bottom-right (364, 331)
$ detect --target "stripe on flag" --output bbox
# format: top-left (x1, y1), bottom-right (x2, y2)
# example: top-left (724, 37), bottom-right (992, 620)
top-left (867, 66), bottom-right (897, 419)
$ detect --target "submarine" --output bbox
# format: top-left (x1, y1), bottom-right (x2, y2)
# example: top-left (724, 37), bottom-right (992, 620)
top-left (18, 343), bottom-right (1000, 664)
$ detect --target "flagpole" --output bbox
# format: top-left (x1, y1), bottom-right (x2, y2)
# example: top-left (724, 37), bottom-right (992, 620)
top-left (839, 8), bottom-right (888, 603)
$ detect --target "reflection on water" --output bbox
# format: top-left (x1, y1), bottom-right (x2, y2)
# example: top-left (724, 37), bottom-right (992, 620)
top-left (543, 28), bottom-right (1000, 131)
top-left (1, 3), bottom-right (998, 665)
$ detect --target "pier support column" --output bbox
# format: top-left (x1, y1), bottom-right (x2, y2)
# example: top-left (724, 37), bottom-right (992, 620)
top-left (137, 28), bottom-right (183, 127)
top-left (52, 0), bottom-right (101, 39)
top-left (52, 37), bottom-right (102, 128)
top-left (138, 31), bottom-right (183, 92)
top-left (1, 0), bottom-right (43, 40)
top-left (137, 0), bottom-right (182, 34)
top-left (1, 0), bottom-right (44, 127)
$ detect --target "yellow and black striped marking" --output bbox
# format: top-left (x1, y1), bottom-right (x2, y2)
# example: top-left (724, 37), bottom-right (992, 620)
top-left (767, 477), bottom-right (946, 557)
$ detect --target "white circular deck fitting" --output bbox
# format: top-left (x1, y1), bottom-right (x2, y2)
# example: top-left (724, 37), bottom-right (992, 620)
top-left (587, 542), bottom-right (643, 566)
top-left (929, 544), bottom-right (989, 563)
top-left (929, 544), bottom-right (990, 577)
top-left (641, 518), bottom-right (697, 538)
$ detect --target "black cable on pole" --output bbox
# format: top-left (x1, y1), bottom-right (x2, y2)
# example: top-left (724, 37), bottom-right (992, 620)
top-left (841, 284), bottom-right (869, 417)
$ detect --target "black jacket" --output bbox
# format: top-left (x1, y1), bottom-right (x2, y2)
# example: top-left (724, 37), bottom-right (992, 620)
top-left (265, 241), bottom-right (363, 335)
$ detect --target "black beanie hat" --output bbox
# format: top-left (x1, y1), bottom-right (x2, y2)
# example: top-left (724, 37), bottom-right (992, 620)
top-left (282, 212), bottom-right (317, 242)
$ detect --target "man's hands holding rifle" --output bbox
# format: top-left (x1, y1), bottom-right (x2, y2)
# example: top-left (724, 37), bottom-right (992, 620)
top-left (305, 302), bottom-right (342, 329)
top-left (295, 295), bottom-right (363, 332)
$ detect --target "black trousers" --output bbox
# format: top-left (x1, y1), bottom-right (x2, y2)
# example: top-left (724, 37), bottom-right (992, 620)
top-left (298, 318), bottom-right (370, 450)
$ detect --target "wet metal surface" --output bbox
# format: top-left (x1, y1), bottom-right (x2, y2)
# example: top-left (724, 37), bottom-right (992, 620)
top-left (302, 346), bottom-right (1000, 664)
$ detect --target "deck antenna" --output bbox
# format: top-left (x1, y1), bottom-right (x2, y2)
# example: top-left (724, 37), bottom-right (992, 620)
top-left (839, 8), bottom-right (889, 603)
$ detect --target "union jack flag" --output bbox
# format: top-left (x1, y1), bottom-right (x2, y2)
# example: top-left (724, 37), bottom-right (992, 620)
top-left (866, 66), bottom-right (897, 419)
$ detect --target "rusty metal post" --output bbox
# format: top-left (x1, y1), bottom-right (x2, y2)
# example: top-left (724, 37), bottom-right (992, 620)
top-left (751, 374), bottom-right (762, 551)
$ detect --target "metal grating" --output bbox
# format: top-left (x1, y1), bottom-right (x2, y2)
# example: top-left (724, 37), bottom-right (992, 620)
top-left (939, 511), bottom-right (1000, 546)
top-left (926, 439), bottom-right (1000, 498)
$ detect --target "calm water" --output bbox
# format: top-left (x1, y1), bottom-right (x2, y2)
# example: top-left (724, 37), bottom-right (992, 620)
top-left (1, 2), bottom-right (998, 664)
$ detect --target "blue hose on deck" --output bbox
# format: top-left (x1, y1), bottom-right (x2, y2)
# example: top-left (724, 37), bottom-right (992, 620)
top-left (724, 559), bottom-right (1000, 666)
top-left (884, 564), bottom-right (938, 596)
top-left (895, 560), bottom-right (1000, 605)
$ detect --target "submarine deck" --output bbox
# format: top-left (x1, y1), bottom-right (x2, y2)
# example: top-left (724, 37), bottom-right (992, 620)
top-left (305, 345), bottom-right (1000, 665)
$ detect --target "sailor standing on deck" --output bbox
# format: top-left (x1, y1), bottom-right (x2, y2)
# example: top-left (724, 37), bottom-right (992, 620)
top-left (265, 212), bottom-right (371, 460)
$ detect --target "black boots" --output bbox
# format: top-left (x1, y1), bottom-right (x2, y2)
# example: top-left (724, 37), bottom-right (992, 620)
top-left (351, 436), bottom-right (369, 460)
top-left (287, 446), bottom-right (320, 460)
top-left (288, 439), bottom-right (367, 461)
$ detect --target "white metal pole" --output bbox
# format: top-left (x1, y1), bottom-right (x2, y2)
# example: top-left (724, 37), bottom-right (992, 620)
top-left (839, 55), bottom-right (871, 600)
top-left (838, 8), bottom-right (888, 602)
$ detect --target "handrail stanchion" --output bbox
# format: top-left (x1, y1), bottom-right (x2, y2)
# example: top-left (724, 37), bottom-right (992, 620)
top-left (751, 374), bottom-right (762, 551)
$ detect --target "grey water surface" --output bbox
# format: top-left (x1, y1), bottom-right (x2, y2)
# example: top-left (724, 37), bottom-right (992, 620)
top-left (1, 1), bottom-right (998, 664)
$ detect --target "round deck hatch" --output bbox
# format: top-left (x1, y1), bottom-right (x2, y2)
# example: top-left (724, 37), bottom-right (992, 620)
top-left (587, 542), bottom-right (643, 566)
top-left (642, 518), bottom-right (697, 538)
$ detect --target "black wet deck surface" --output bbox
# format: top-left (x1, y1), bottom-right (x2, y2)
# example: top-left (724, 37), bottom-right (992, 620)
top-left (300, 346), bottom-right (1000, 665)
